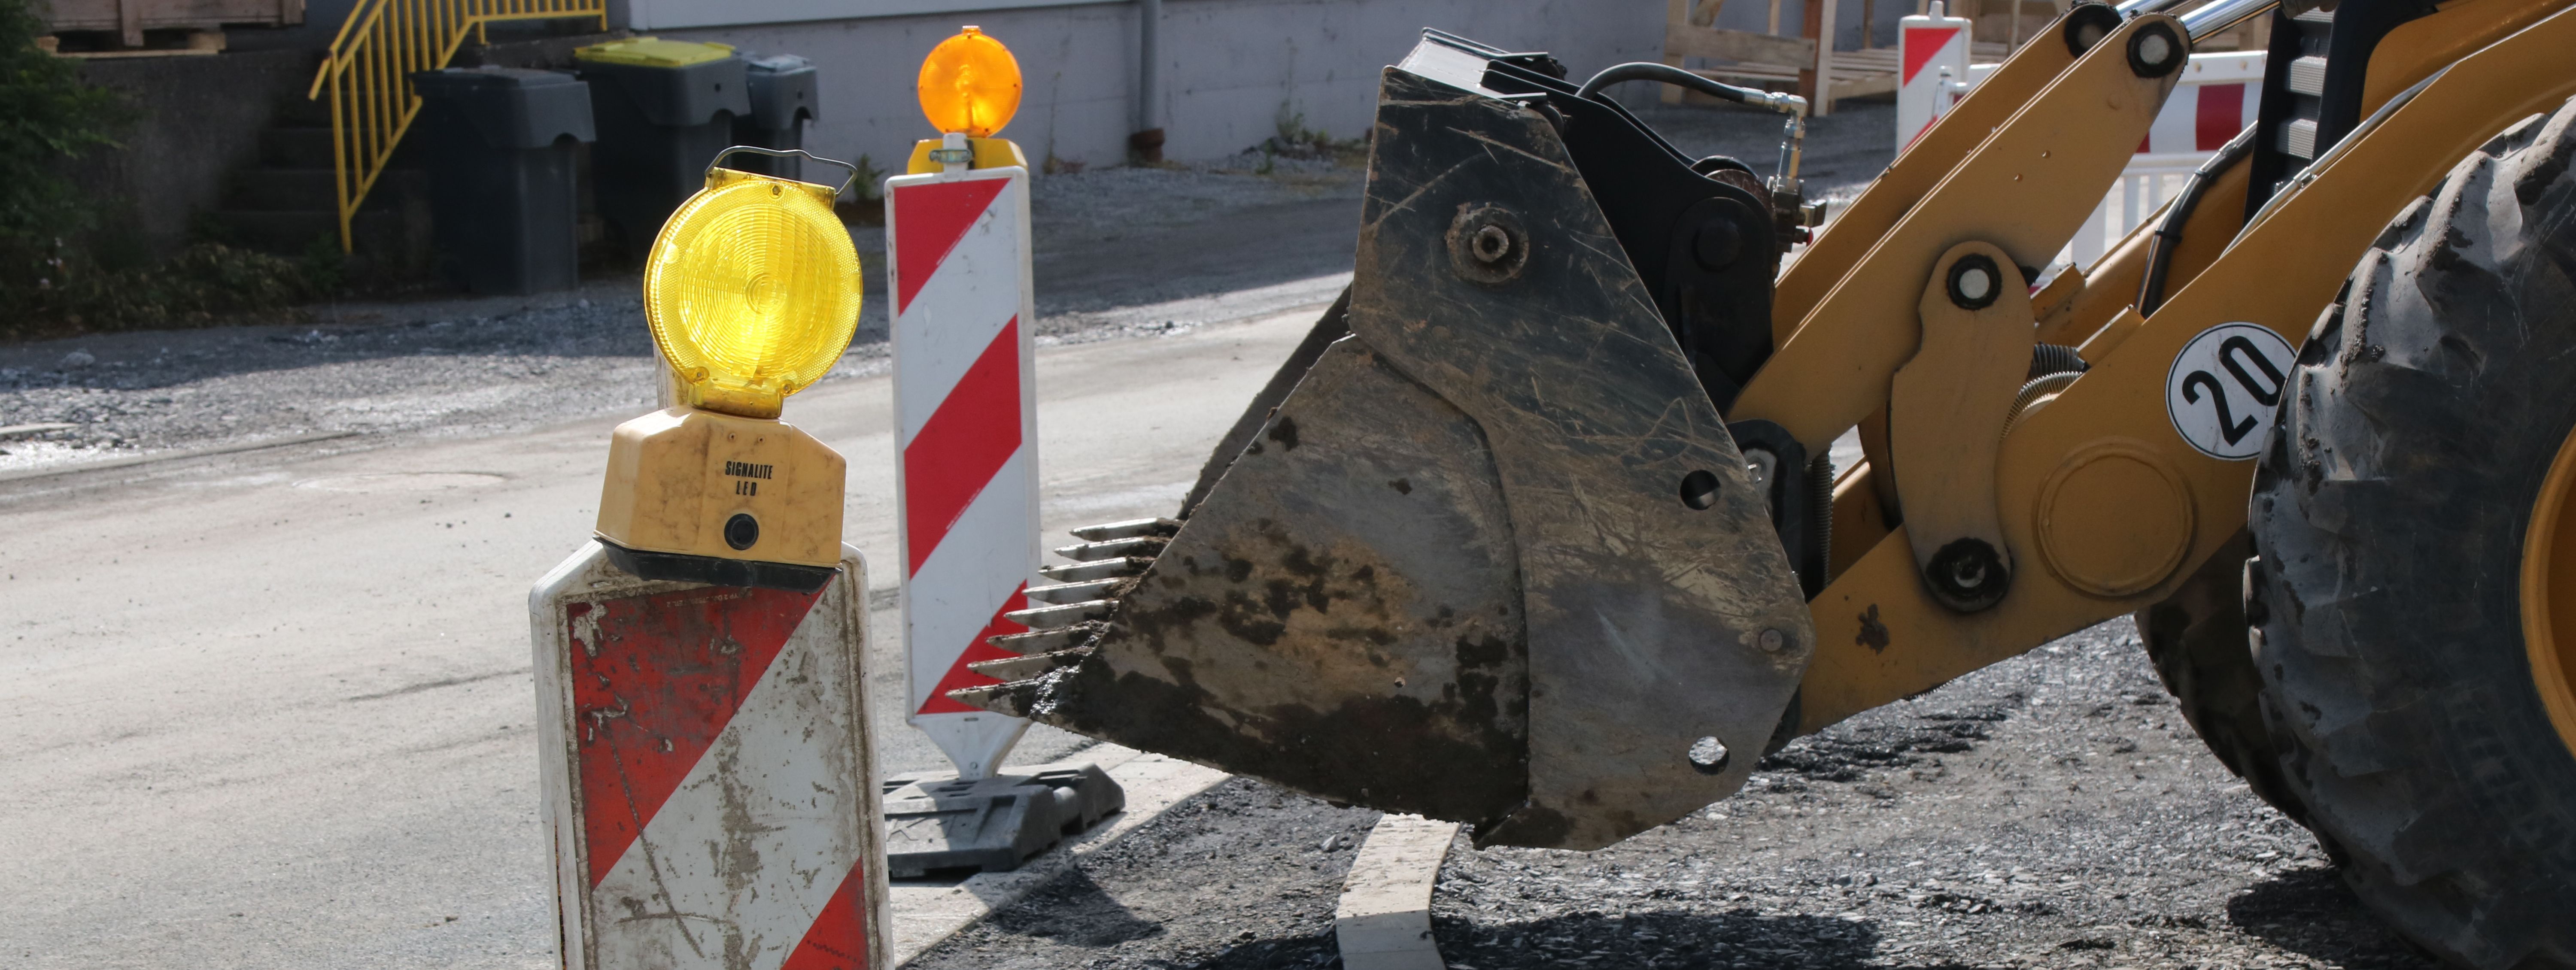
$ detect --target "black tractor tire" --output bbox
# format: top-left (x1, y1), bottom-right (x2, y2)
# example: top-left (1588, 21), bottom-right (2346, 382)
top-left (2134, 530), bottom-right (2318, 832)
top-left (2247, 103), bottom-right (2576, 969)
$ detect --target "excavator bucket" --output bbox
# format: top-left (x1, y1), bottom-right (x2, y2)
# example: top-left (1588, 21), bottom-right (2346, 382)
top-left (951, 35), bottom-right (1816, 850)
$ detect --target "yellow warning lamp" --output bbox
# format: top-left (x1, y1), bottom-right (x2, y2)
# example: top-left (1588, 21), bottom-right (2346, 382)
top-left (919, 26), bottom-right (1018, 137)
top-left (908, 27), bottom-right (1033, 173)
top-left (644, 157), bottom-right (863, 418)
top-left (595, 148), bottom-right (863, 581)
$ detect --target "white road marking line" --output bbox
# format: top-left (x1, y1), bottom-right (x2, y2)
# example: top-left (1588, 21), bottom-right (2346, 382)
top-left (1337, 814), bottom-right (1462, 970)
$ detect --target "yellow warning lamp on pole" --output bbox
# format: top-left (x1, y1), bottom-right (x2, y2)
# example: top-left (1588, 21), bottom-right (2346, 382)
top-left (593, 146), bottom-right (865, 588)
top-left (908, 27), bottom-right (1031, 173)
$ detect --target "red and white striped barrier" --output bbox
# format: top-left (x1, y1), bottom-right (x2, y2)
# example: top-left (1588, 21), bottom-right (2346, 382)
top-left (887, 155), bottom-right (1040, 781)
top-left (532, 543), bottom-right (888, 970)
top-left (2132, 53), bottom-right (2261, 159)
top-left (1896, 2), bottom-right (1972, 151)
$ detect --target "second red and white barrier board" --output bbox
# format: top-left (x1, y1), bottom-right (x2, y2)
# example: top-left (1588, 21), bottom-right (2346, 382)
top-left (887, 160), bottom-right (1040, 781)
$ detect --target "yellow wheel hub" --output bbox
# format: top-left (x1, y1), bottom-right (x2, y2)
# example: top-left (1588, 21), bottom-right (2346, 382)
top-left (2518, 421), bottom-right (2576, 758)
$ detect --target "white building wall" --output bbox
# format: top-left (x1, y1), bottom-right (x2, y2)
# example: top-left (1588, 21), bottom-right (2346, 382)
top-left (647, 0), bottom-right (1664, 179)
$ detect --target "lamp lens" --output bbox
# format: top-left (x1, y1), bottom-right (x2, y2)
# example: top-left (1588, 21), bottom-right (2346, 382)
top-left (644, 176), bottom-right (862, 418)
top-left (917, 27), bottom-right (1021, 138)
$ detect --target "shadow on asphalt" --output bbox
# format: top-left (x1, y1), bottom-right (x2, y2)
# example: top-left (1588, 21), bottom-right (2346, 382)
top-left (2224, 867), bottom-right (2441, 967)
top-left (981, 869), bottom-right (1170, 947)
top-left (1036, 197), bottom-right (1360, 316)
top-left (1435, 909), bottom-right (1882, 969)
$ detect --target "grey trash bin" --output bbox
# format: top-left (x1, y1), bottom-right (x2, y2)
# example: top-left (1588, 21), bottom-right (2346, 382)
top-left (729, 53), bottom-right (818, 181)
top-left (573, 38), bottom-right (749, 255)
top-left (408, 67), bottom-right (594, 295)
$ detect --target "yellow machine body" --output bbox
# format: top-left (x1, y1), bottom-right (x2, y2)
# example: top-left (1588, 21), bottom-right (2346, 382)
top-left (1756, 0), bottom-right (2576, 730)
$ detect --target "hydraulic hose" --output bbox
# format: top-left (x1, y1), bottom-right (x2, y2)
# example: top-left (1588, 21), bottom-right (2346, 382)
top-left (1577, 61), bottom-right (1810, 190)
top-left (1807, 452), bottom-right (1835, 591)
top-left (2137, 125), bottom-right (2257, 317)
top-left (1576, 61), bottom-right (1802, 112)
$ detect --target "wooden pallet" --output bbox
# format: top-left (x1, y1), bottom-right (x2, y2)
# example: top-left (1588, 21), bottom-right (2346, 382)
top-left (1664, 0), bottom-right (2023, 116)
top-left (39, 29), bottom-right (228, 58)
top-left (43, 0), bottom-right (298, 48)
top-left (1692, 47), bottom-right (1900, 102)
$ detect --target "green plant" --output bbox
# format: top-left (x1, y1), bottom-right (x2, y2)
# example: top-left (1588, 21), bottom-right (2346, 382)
top-left (0, 241), bottom-right (333, 339)
top-left (0, 0), bottom-right (130, 249)
top-left (850, 153), bottom-right (887, 198)
top-left (0, 5), bottom-right (349, 341)
top-left (1273, 106), bottom-right (1317, 149)
top-left (1261, 103), bottom-right (1363, 165)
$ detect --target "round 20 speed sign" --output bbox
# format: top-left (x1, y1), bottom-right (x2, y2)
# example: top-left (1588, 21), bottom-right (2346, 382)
top-left (2166, 322), bottom-right (2298, 461)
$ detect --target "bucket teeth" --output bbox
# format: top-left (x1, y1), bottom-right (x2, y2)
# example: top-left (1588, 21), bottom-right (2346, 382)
top-left (1039, 557), bottom-right (1156, 582)
top-left (951, 518), bottom-right (1171, 717)
top-left (1005, 599), bottom-right (1117, 629)
top-left (987, 621), bottom-right (1105, 655)
top-left (945, 680), bottom-right (1040, 718)
top-left (966, 647), bottom-right (1094, 681)
top-left (1069, 518), bottom-right (1182, 542)
top-left (1025, 577), bottom-right (1131, 604)
top-left (1054, 536), bottom-right (1169, 561)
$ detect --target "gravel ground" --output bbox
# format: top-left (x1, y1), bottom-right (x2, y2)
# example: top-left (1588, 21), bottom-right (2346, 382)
top-left (913, 779), bottom-right (1378, 970)
top-left (906, 617), bottom-right (2433, 970)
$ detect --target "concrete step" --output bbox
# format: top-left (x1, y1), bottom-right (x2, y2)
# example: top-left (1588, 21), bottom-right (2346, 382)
top-left (224, 168), bottom-right (423, 213)
top-left (259, 127), bottom-right (335, 168)
top-left (271, 96), bottom-right (334, 129)
top-left (205, 208), bottom-right (417, 258)
top-left (204, 209), bottom-right (343, 253)
top-left (225, 168), bottom-right (334, 212)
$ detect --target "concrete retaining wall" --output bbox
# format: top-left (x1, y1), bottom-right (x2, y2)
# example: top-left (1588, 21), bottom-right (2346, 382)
top-left (71, 48), bottom-right (317, 264)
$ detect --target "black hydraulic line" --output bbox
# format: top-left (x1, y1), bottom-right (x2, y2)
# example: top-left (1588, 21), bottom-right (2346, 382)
top-left (1575, 61), bottom-right (1810, 205)
top-left (2138, 124), bottom-right (2257, 317)
top-left (1576, 61), bottom-right (1779, 105)
top-left (1807, 452), bottom-right (1834, 592)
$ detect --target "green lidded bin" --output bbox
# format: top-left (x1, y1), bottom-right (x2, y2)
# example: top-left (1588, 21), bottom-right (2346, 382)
top-left (574, 37), bottom-right (749, 255)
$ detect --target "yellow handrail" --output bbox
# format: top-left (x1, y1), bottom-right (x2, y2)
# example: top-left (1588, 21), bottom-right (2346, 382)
top-left (307, 0), bottom-right (608, 252)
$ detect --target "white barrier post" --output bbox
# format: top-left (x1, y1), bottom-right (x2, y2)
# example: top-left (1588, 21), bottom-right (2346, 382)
top-left (888, 139), bottom-right (1039, 784)
top-left (1896, 1), bottom-right (1972, 152)
top-left (881, 28), bottom-right (1125, 879)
